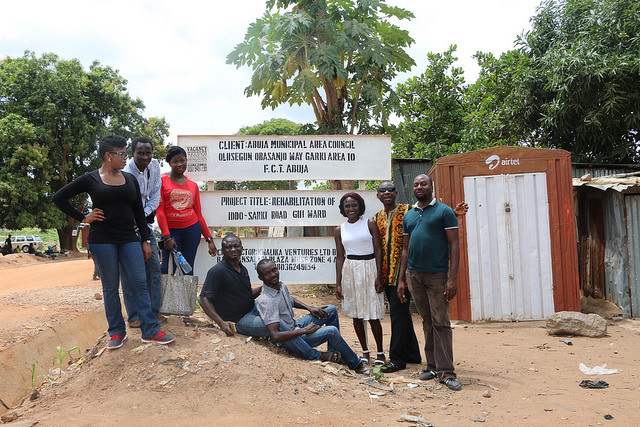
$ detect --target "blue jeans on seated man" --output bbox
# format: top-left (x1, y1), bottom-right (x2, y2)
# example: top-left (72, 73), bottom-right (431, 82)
top-left (235, 304), bottom-right (271, 337)
top-left (275, 305), bottom-right (363, 370)
top-left (89, 241), bottom-right (160, 339)
top-left (236, 303), bottom-right (341, 339)
top-left (121, 229), bottom-right (161, 322)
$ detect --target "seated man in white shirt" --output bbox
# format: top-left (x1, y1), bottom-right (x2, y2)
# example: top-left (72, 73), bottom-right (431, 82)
top-left (255, 259), bottom-right (370, 375)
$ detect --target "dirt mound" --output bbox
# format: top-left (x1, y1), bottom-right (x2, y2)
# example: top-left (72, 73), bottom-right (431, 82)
top-left (0, 252), bottom-right (86, 270)
top-left (0, 253), bottom-right (49, 269)
top-left (0, 286), bottom-right (103, 350)
top-left (9, 314), bottom-right (408, 426)
top-left (581, 296), bottom-right (623, 319)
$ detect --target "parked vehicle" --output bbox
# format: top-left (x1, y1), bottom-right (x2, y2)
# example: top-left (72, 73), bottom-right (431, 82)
top-left (11, 235), bottom-right (45, 253)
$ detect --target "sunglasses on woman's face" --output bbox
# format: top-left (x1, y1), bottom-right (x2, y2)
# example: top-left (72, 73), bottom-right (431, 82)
top-left (377, 187), bottom-right (395, 193)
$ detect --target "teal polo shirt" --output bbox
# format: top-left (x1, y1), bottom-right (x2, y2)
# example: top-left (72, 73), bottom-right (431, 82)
top-left (402, 199), bottom-right (458, 273)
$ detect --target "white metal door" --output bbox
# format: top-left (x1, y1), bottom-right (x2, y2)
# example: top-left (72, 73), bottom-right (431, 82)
top-left (464, 173), bottom-right (555, 321)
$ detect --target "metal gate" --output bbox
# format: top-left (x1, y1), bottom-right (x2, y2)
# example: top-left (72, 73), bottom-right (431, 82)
top-left (463, 173), bottom-right (555, 321)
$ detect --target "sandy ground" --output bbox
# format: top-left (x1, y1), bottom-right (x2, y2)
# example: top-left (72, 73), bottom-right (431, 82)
top-left (1, 254), bottom-right (640, 426)
top-left (0, 253), bottom-right (103, 350)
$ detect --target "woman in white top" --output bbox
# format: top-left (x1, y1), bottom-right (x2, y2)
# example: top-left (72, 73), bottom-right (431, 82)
top-left (334, 192), bottom-right (385, 364)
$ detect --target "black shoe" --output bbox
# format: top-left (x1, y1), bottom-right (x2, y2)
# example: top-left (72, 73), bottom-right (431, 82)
top-left (418, 369), bottom-right (437, 380)
top-left (381, 361), bottom-right (406, 373)
top-left (442, 378), bottom-right (462, 390)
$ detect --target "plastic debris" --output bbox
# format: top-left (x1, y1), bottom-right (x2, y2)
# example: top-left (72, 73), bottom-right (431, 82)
top-left (579, 363), bottom-right (618, 375)
top-left (131, 343), bottom-right (153, 354)
top-left (400, 412), bottom-right (433, 427)
top-left (222, 352), bottom-right (235, 362)
top-left (579, 380), bottom-right (609, 389)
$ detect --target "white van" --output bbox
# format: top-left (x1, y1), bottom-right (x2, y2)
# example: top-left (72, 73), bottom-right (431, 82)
top-left (10, 235), bottom-right (45, 252)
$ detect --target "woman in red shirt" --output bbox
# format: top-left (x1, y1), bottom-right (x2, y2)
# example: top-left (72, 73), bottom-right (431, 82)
top-left (156, 146), bottom-right (217, 274)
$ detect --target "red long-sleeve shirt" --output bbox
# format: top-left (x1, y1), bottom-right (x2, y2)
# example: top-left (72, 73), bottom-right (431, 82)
top-left (156, 174), bottom-right (212, 239)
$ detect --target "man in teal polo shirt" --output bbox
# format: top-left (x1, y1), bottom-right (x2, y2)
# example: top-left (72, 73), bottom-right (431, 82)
top-left (398, 174), bottom-right (462, 391)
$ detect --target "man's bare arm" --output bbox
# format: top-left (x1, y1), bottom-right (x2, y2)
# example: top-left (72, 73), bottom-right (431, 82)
top-left (200, 296), bottom-right (235, 336)
top-left (265, 322), bottom-right (319, 343)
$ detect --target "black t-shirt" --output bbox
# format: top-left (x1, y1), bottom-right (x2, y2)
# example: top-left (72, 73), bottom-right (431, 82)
top-left (52, 170), bottom-right (149, 244)
top-left (200, 258), bottom-right (255, 322)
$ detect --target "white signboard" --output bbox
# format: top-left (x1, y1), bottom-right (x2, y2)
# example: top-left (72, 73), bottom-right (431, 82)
top-left (178, 135), bottom-right (391, 181)
top-left (201, 190), bottom-right (380, 226)
top-left (193, 237), bottom-right (337, 285)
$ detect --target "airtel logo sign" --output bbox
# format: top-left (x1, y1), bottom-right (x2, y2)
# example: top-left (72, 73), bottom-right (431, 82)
top-left (485, 155), bottom-right (520, 170)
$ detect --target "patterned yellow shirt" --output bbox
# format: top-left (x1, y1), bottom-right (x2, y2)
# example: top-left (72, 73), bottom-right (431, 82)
top-left (373, 204), bottom-right (409, 287)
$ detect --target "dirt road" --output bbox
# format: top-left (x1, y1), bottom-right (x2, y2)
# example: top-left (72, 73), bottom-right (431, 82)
top-left (0, 254), bottom-right (102, 350)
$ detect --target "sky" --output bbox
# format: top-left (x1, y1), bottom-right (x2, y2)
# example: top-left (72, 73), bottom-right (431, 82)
top-left (1, 0), bottom-right (543, 143)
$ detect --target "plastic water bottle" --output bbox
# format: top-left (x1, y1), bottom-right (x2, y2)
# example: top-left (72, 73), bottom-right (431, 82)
top-left (173, 248), bottom-right (192, 274)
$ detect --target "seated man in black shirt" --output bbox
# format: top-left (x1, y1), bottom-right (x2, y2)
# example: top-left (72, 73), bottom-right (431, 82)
top-left (199, 234), bottom-right (269, 337)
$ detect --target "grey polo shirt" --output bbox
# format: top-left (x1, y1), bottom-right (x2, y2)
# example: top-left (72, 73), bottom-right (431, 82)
top-left (256, 282), bottom-right (297, 329)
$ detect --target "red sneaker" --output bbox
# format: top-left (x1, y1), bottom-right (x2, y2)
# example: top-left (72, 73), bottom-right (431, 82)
top-left (141, 331), bottom-right (175, 345)
top-left (107, 334), bottom-right (127, 350)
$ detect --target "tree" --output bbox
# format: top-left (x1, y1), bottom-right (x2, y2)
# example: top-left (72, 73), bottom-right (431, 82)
top-left (227, 0), bottom-right (415, 188)
top-left (512, 0), bottom-right (640, 162)
top-left (216, 118), bottom-right (314, 191)
top-left (0, 51), bottom-right (169, 250)
top-left (392, 46), bottom-right (468, 159)
top-left (393, 0), bottom-right (640, 163)
top-left (462, 50), bottom-right (535, 149)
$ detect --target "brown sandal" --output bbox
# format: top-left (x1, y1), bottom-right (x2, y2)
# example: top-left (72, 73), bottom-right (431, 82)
top-left (355, 360), bottom-right (371, 375)
top-left (320, 351), bottom-right (342, 363)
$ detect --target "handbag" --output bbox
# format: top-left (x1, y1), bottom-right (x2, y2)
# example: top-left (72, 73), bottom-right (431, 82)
top-left (160, 252), bottom-right (199, 316)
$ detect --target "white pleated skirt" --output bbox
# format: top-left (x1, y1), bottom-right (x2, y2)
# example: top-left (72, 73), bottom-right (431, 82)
top-left (341, 258), bottom-right (385, 320)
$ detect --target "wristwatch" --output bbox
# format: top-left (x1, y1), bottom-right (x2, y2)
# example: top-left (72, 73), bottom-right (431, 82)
top-left (206, 237), bottom-right (214, 243)
top-left (145, 239), bottom-right (151, 244)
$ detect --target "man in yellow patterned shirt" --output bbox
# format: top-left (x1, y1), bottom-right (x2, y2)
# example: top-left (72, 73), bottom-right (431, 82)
top-left (373, 181), bottom-right (421, 372)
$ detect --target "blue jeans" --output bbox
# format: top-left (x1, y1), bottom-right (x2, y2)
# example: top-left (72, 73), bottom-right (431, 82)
top-left (121, 229), bottom-right (162, 321)
top-left (89, 241), bottom-right (160, 339)
top-left (278, 305), bottom-right (362, 370)
top-left (161, 222), bottom-right (201, 275)
top-left (235, 305), bottom-right (270, 337)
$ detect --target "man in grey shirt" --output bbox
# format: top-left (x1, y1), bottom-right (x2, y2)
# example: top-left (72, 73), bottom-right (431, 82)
top-left (255, 259), bottom-right (370, 375)
top-left (121, 136), bottom-right (163, 326)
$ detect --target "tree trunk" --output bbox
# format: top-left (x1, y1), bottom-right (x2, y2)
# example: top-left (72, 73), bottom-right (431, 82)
top-left (57, 220), bottom-right (80, 252)
top-left (330, 180), bottom-right (356, 190)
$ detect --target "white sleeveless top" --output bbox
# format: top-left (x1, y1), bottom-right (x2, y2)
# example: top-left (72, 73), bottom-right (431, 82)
top-left (340, 217), bottom-right (374, 256)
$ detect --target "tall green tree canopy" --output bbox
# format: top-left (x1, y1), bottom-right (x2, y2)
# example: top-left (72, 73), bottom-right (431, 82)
top-left (393, 0), bottom-right (640, 163)
top-left (392, 46), bottom-right (468, 159)
top-left (515, 0), bottom-right (640, 162)
top-left (0, 51), bottom-right (169, 249)
top-left (227, 0), bottom-right (415, 135)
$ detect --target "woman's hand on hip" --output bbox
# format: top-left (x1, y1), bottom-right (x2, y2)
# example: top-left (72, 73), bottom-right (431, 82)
top-left (83, 208), bottom-right (104, 224)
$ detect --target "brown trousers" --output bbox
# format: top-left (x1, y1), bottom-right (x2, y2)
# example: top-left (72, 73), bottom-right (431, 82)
top-left (406, 270), bottom-right (456, 381)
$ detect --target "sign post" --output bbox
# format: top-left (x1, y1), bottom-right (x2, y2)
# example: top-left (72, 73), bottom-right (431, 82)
top-left (178, 135), bottom-right (391, 283)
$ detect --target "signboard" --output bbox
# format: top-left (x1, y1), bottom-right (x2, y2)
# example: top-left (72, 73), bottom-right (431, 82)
top-left (201, 190), bottom-right (380, 226)
top-left (193, 237), bottom-right (337, 285)
top-left (177, 135), bottom-right (391, 181)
